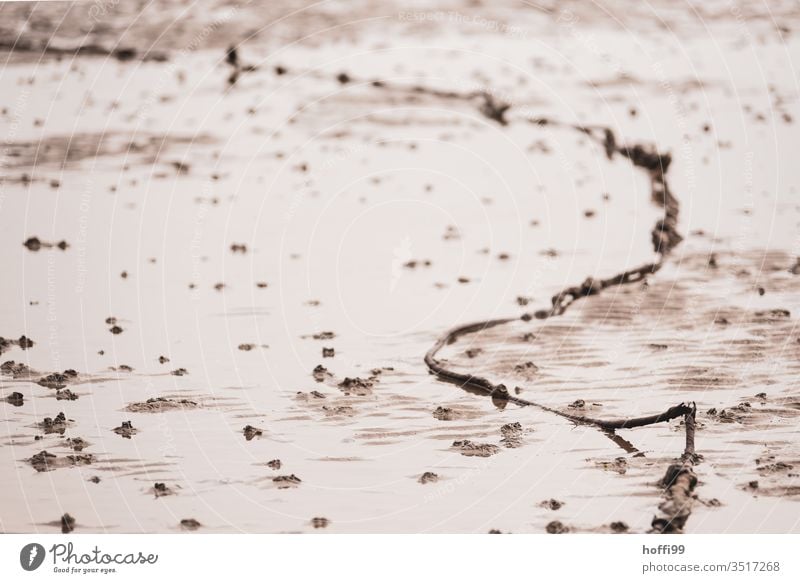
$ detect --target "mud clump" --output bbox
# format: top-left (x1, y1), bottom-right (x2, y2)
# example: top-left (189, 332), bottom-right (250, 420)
top-left (310, 331), bottom-right (335, 340)
top-left (171, 368), bottom-right (188, 376)
top-left (113, 421), bottom-right (137, 439)
top-left (61, 513), bottom-right (76, 534)
top-left (273, 474), bottom-right (302, 488)
top-left (500, 422), bottom-right (524, 448)
top-left (125, 397), bottom-right (199, 413)
top-left (337, 376), bottom-right (374, 396)
top-left (545, 520), bottom-right (569, 534)
top-left (596, 457), bottom-right (628, 475)
top-left (0, 334), bottom-right (35, 355)
top-left (418, 471), bottom-right (439, 484)
top-left (23, 237), bottom-right (69, 252)
top-left (451, 440), bottom-right (500, 458)
top-left (1, 360), bottom-right (33, 377)
top-left (5, 391), bottom-right (24, 406)
top-left (64, 437), bottom-right (89, 452)
top-left (243, 425), bottom-right (264, 440)
top-left (513, 361), bottom-right (539, 379)
top-left (56, 389), bottom-right (78, 401)
top-left (267, 459), bottom-right (281, 470)
top-left (610, 521), bottom-right (629, 533)
top-left (540, 499), bottom-right (564, 511)
top-left (433, 406), bottom-right (458, 421)
top-left (311, 517), bottom-right (330, 528)
top-left (39, 412), bottom-right (71, 434)
top-left (180, 519), bottom-right (202, 531)
top-left (29, 450), bottom-right (93, 472)
top-left (38, 369), bottom-right (78, 389)
top-left (322, 405), bottom-right (355, 417)
top-left (152, 483), bottom-right (175, 498)
top-left (313, 365), bottom-right (332, 382)
top-left (322, 347), bottom-right (335, 358)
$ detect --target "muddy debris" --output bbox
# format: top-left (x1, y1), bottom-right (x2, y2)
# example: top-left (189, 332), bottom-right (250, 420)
top-left (38, 412), bottom-right (71, 434)
top-left (1, 360), bottom-right (34, 377)
top-left (88, 476), bottom-right (101, 484)
top-left (152, 482), bottom-right (176, 498)
top-left (596, 457), bottom-right (628, 475)
top-left (322, 405), bottom-right (355, 417)
top-left (5, 391), bottom-right (24, 406)
top-left (464, 348), bottom-right (482, 358)
top-left (322, 347), bottom-right (335, 358)
top-left (109, 325), bottom-right (124, 335)
top-left (273, 474), bottom-right (302, 488)
top-left (64, 437), bottom-right (89, 452)
top-left (171, 367), bottom-right (188, 376)
top-left (125, 397), bottom-right (199, 413)
top-left (311, 517), bottom-right (330, 528)
top-left (313, 365), bottom-right (332, 382)
top-left (433, 406), bottom-right (458, 421)
top-left (243, 425), bottom-right (264, 441)
top-left (513, 361), bottom-right (539, 379)
top-left (500, 422), bottom-right (524, 447)
top-left (180, 519), bottom-right (202, 531)
top-left (238, 343), bottom-right (255, 351)
top-left (476, 92), bottom-right (511, 125)
top-left (418, 471), bottom-right (440, 484)
top-left (568, 399), bottom-right (586, 409)
top-left (540, 499), bottom-right (564, 511)
top-left (337, 376), bottom-right (375, 396)
top-left (310, 331), bottom-right (335, 340)
top-left (38, 369), bottom-right (78, 389)
top-left (0, 334), bottom-right (35, 355)
top-left (23, 237), bottom-right (69, 252)
top-left (545, 520), bottom-right (569, 534)
top-left (56, 388), bottom-right (78, 401)
top-left (113, 421), bottom-right (138, 439)
top-left (29, 450), bottom-right (93, 472)
top-left (158, 355), bottom-right (170, 364)
top-left (230, 243), bottom-right (247, 253)
top-left (61, 513), bottom-right (76, 534)
top-left (451, 440), bottom-right (500, 458)
top-left (610, 521), bottom-right (629, 533)
top-left (267, 459), bottom-right (282, 470)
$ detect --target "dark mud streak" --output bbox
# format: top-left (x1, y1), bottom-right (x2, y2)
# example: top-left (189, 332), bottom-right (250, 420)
top-left (388, 86), bottom-right (699, 531)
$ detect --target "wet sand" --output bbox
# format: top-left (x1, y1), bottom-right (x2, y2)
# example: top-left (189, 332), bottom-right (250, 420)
top-left (1, 0), bottom-right (799, 533)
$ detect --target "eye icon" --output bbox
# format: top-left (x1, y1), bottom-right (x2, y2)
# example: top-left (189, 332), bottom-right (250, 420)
top-left (20, 543), bottom-right (46, 571)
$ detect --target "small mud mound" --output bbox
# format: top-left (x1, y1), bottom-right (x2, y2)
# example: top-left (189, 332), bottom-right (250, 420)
top-left (29, 450), bottom-right (94, 472)
top-left (0, 335), bottom-right (35, 355)
top-left (418, 471), bottom-right (440, 484)
top-left (113, 421), bottom-right (138, 438)
top-left (451, 440), bottom-right (500, 458)
top-left (273, 474), bottom-right (302, 489)
top-left (125, 397), bottom-right (199, 413)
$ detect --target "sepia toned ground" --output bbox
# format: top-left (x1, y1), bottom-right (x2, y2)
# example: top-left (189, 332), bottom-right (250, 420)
top-left (1, 0), bottom-right (799, 533)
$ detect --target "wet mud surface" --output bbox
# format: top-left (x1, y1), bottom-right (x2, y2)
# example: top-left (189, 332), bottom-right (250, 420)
top-left (1, 0), bottom-right (799, 533)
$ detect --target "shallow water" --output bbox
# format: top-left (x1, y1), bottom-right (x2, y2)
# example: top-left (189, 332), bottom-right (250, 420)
top-left (1, 0), bottom-right (799, 533)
